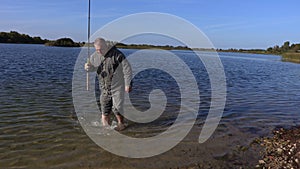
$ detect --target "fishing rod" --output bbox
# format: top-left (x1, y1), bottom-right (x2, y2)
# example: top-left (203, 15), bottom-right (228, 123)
top-left (86, 0), bottom-right (91, 91)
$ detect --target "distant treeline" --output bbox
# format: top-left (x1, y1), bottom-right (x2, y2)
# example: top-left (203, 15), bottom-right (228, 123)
top-left (218, 41), bottom-right (300, 63)
top-left (45, 38), bottom-right (81, 47)
top-left (0, 31), bottom-right (82, 47)
top-left (217, 41), bottom-right (300, 54)
top-left (1, 31), bottom-right (299, 62)
top-left (0, 31), bottom-right (48, 44)
top-left (116, 42), bottom-right (191, 50)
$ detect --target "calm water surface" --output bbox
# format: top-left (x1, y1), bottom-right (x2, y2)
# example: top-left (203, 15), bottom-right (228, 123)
top-left (0, 44), bottom-right (299, 168)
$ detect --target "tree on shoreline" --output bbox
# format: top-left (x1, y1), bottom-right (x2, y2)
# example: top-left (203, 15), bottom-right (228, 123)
top-left (45, 38), bottom-right (81, 47)
top-left (267, 41), bottom-right (300, 53)
top-left (0, 31), bottom-right (83, 47)
top-left (0, 31), bottom-right (48, 44)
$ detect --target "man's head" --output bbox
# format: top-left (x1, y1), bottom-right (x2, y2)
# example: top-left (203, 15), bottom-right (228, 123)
top-left (94, 38), bottom-right (108, 55)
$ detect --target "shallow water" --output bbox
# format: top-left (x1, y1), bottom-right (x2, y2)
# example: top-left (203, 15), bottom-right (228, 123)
top-left (0, 44), bottom-right (300, 168)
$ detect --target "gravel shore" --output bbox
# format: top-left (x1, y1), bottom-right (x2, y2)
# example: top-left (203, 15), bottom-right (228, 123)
top-left (255, 127), bottom-right (300, 169)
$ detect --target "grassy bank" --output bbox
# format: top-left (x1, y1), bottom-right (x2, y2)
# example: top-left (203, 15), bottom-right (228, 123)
top-left (282, 52), bottom-right (300, 63)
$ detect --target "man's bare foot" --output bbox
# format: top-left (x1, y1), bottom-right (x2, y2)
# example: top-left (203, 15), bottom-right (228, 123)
top-left (102, 124), bottom-right (111, 130)
top-left (114, 123), bottom-right (126, 131)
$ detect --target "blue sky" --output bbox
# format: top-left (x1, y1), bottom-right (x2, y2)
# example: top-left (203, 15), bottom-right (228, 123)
top-left (1, 0), bottom-right (299, 49)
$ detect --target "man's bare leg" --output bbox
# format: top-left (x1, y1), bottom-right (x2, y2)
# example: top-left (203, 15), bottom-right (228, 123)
top-left (102, 114), bottom-right (110, 127)
top-left (115, 114), bottom-right (126, 131)
top-left (115, 114), bottom-right (124, 124)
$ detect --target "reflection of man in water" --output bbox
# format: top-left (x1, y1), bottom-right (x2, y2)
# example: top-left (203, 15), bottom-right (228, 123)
top-left (85, 38), bottom-right (132, 131)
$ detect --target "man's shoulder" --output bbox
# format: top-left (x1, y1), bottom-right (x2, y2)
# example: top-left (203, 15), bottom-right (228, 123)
top-left (109, 47), bottom-right (125, 58)
top-left (109, 46), bottom-right (121, 53)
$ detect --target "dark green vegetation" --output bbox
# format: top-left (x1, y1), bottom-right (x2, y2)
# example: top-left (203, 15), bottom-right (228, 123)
top-left (266, 41), bottom-right (300, 63)
top-left (0, 31), bottom-right (82, 47)
top-left (0, 31), bottom-right (47, 44)
top-left (217, 48), bottom-right (267, 54)
top-left (45, 38), bottom-right (81, 47)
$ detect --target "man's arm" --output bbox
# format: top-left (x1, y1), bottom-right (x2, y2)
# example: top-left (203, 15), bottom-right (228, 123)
top-left (120, 54), bottom-right (132, 92)
top-left (84, 52), bottom-right (99, 72)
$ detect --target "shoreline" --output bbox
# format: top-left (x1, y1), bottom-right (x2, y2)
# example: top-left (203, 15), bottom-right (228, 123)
top-left (174, 126), bottom-right (300, 169)
top-left (254, 126), bottom-right (300, 168)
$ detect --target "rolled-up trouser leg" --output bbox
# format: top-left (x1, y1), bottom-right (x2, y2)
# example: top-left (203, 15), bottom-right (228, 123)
top-left (112, 87), bottom-right (124, 116)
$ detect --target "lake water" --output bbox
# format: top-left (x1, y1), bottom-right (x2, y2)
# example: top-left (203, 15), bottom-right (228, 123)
top-left (0, 43), bottom-right (300, 168)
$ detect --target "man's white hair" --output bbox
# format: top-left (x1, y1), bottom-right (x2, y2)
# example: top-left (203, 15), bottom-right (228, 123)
top-left (94, 38), bottom-right (107, 47)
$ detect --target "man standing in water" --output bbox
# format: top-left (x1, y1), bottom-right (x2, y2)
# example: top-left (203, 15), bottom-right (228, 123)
top-left (85, 38), bottom-right (132, 131)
